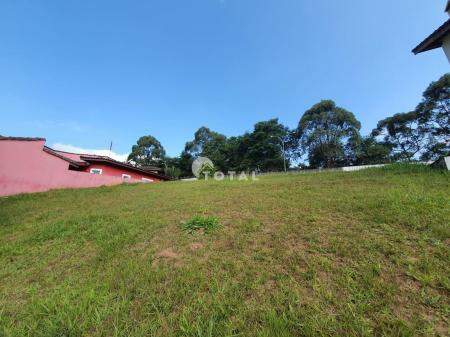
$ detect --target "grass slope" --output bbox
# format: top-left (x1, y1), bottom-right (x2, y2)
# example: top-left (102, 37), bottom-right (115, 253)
top-left (0, 165), bottom-right (449, 337)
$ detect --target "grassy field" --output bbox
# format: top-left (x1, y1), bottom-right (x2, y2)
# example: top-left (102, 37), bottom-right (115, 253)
top-left (0, 165), bottom-right (449, 337)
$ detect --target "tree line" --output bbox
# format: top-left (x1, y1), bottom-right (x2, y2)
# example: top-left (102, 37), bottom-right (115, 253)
top-left (127, 74), bottom-right (449, 178)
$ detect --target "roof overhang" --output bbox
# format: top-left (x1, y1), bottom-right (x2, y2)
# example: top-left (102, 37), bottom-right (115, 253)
top-left (413, 19), bottom-right (450, 54)
top-left (43, 146), bottom-right (89, 169)
top-left (80, 156), bottom-right (172, 180)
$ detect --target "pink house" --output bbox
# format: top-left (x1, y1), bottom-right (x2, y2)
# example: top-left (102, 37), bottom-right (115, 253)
top-left (0, 137), bottom-right (170, 197)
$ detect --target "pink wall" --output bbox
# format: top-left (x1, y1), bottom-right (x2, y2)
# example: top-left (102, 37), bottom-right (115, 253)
top-left (81, 163), bottom-right (161, 182)
top-left (0, 140), bottom-right (142, 196)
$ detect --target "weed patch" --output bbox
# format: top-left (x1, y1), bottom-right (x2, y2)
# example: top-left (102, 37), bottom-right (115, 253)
top-left (181, 216), bottom-right (219, 234)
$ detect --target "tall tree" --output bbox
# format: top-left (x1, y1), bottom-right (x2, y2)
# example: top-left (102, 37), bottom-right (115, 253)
top-left (245, 119), bottom-right (290, 172)
top-left (219, 135), bottom-right (249, 172)
top-left (296, 100), bottom-right (361, 168)
top-left (177, 151), bottom-right (195, 178)
top-left (355, 136), bottom-right (391, 165)
top-left (127, 135), bottom-right (166, 167)
top-left (184, 127), bottom-right (226, 158)
top-left (372, 74), bottom-right (450, 162)
top-left (183, 127), bottom-right (228, 172)
top-left (371, 111), bottom-right (425, 162)
top-left (415, 73), bottom-right (450, 160)
top-left (179, 121), bottom-right (291, 174)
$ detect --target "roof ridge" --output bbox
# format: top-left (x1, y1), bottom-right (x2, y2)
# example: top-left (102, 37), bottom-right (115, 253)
top-left (0, 136), bottom-right (46, 141)
top-left (51, 148), bottom-right (96, 157)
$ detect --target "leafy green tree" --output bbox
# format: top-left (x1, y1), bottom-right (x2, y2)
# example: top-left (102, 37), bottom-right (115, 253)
top-left (127, 135), bottom-right (166, 167)
top-left (296, 100), bottom-right (361, 168)
top-left (245, 119), bottom-right (290, 172)
top-left (218, 119), bottom-right (291, 172)
top-left (220, 135), bottom-right (249, 172)
top-left (179, 121), bottom-right (291, 174)
top-left (373, 74), bottom-right (450, 162)
top-left (415, 73), bottom-right (450, 160)
top-left (177, 151), bottom-right (195, 178)
top-left (183, 127), bottom-right (228, 171)
top-left (355, 136), bottom-right (391, 165)
top-left (371, 111), bottom-right (425, 162)
top-left (184, 127), bottom-right (226, 157)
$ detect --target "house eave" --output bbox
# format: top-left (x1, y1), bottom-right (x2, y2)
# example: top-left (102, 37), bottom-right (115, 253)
top-left (43, 146), bottom-right (89, 169)
top-left (413, 19), bottom-right (450, 54)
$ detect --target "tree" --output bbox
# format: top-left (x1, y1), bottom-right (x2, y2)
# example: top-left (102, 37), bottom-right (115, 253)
top-left (164, 156), bottom-right (182, 179)
top-left (177, 151), bottom-right (195, 178)
top-left (178, 121), bottom-right (291, 174)
top-left (127, 135), bottom-right (166, 167)
top-left (184, 127), bottom-right (226, 158)
top-left (219, 135), bottom-right (249, 172)
top-left (296, 100), bottom-right (361, 168)
top-left (372, 74), bottom-right (450, 162)
top-left (415, 73), bottom-right (450, 160)
top-left (371, 111), bottom-right (425, 162)
top-left (355, 136), bottom-right (391, 165)
top-left (183, 127), bottom-right (228, 171)
top-left (245, 119), bottom-right (290, 172)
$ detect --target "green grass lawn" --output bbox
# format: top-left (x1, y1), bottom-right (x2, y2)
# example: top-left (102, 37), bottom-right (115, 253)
top-left (0, 165), bottom-right (449, 337)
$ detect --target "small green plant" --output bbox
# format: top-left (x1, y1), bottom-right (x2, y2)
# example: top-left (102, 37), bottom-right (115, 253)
top-left (181, 216), bottom-right (219, 233)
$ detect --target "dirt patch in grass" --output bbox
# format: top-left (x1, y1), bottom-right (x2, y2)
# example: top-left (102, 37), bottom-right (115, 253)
top-left (190, 242), bottom-right (204, 251)
top-left (152, 248), bottom-right (182, 267)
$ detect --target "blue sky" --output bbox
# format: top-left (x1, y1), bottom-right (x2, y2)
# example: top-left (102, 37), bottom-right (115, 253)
top-left (1, 0), bottom-right (448, 158)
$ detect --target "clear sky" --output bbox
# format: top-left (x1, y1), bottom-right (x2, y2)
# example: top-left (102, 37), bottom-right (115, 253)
top-left (1, 0), bottom-right (448, 158)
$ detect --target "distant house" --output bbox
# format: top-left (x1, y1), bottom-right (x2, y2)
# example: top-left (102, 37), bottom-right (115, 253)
top-left (0, 137), bottom-right (170, 196)
top-left (413, 1), bottom-right (450, 62)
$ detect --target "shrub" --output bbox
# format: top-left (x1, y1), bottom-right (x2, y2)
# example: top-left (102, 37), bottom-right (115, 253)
top-left (181, 216), bottom-right (219, 233)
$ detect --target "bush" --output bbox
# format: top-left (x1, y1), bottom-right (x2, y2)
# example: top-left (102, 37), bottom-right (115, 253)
top-left (181, 216), bottom-right (219, 233)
